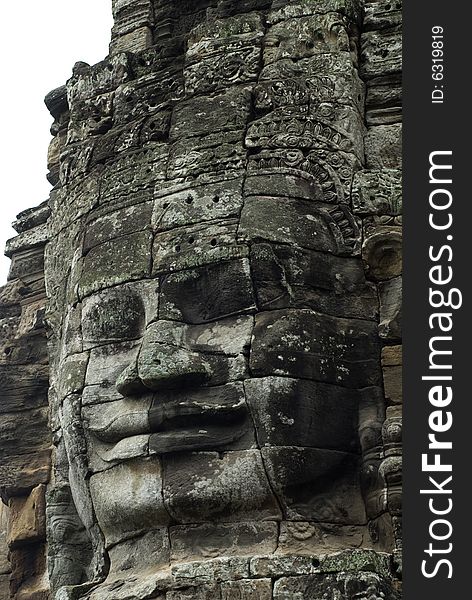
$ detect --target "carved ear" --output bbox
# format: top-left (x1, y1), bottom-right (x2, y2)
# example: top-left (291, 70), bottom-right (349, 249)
top-left (46, 476), bottom-right (110, 593)
top-left (59, 396), bottom-right (109, 588)
top-left (46, 482), bottom-right (94, 591)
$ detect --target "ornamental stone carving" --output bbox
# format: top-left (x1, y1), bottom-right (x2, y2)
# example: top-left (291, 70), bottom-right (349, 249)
top-left (0, 1), bottom-right (402, 598)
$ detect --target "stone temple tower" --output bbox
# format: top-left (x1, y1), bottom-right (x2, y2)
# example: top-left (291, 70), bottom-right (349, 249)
top-left (0, 1), bottom-right (402, 598)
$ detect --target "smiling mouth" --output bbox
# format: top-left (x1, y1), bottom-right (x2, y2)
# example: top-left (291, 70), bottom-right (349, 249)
top-left (87, 384), bottom-right (250, 454)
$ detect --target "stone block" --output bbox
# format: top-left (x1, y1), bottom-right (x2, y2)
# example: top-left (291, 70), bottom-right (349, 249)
top-left (245, 377), bottom-right (360, 451)
top-left (249, 243), bottom-right (377, 320)
top-left (250, 309), bottom-right (381, 388)
top-left (153, 177), bottom-right (244, 233)
top-left (78, 231), bottom-right (152, 298)
top-left (365, 124), bottom-right (402, 170)
top-left (163, 451), bottom-right (281, 523)
top-left (361, 26), bottom-right (402, 80)
top-left (352, 169), bottom-right (402, 216)
top-left (382, 345), bottom-right (402, 405)
top-left (261, 447), bottom-right (366, 523)
top-left (89, 458), bottom-right (169, 547)
top-left (379, 276), bottom-right (402, 341)
top-left (160, 258), bottom-right (255, 324)
top-left (152, 219), bottom-right (248, 274)
top-left (8, 486), bottom-right (46, 548)
top-left (170, 522), bottom-right (278, 562)
top-left (239, 197), bottom-right (359, 256)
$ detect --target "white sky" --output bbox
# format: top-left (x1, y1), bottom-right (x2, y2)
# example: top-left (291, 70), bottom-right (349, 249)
top-left (0, 1), bottom-right (114, 284)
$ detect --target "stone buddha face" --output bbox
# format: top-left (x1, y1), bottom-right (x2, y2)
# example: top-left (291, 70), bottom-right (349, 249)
top-left (52, 167), bottom-right (385, 575)
top-left (46, 1), bottom-right (390, 583)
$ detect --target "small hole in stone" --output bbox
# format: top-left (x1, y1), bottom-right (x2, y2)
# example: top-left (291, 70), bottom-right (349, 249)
top-left (307, 40), bottom-right (315, 49)
top-left (381, 49), bottom-right (389, 58)
top-left (163, 202), bottom-right (169, 209)
top-left (139, 58), bottom-right (147, 67)
top-left (126, 95), bottom-right (133, 103)
top-left (4, 347), bottom-right (11, 356)
top-left (210, 238), bottom-right (217, 247)
top-left (213, 195), bottom-right (220, 203)
top-left (107, 64), bottom-right (114, 72)
top-left (312, 558), bottom-right (320, 568)
top-left (385, 3), bottom-right (391, 10)
top-left (149, 122), bottom-right (156, 130)
top-left (175, 245), bottom-right (181, 253)
top-left (188, 237), bottom-right (195, 244)
top-left (186, 195), bottom-right (194, 204)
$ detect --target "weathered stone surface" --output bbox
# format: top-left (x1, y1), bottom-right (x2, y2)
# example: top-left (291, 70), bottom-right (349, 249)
top-left (0, 1), bottom-right (403, 596)
top-left (249, 243), bottom-right (377, 320)
top-left (160, 258), bottom-right (255, 323)
top-left (85, 341), bottom-right (139, 388)
top-left (113, 69), bottom-right (183, 128)
top-left (163, 451), bottom-right (281, 523)
top-left (274, 571), bottom-right (399, 599)
top-left (167, 579), bottom-right (273, 600)
top-left (185, 14), bottom-right (264, 95)
top-left (83, 202), bottom-right (153, 253)
top-left (153, 177), bottom-right (244, 232)
top-left (108, 529), bottom-right (170, 575)
top-left (246, 105), bottom-right (365, 163)
top-left (352, 169), bottom-right (402, 216)
top-left (170, 88), bottom-right (252, 141)
top-left (89, 458), bottom-right (169, 547)
top-left (0, 505), bottom-right (10, 598)
top-left (362, 226), bottom-right (402, 281)
top-left (245, 377), bottom-right (360, 451)
top-left (153, 219), bottom-right (248, 274)
top-left (0, 450), bottom-right (51, 501)
top-left (382, 345), bottom-right (402, 405)
top-left (263, 15), bottom-right (352, 65)
top-left (365, 124), bottom-right (402, 169)
top-left (46, 483), bottom-right (93, 592)
top-left (379, 276), bottom-right (402, 341)
top-left (171, 557), bottom-right (251, 585)
top-left (239, 197), bottom-right (360, 256)
top-left (78, 231), bottom-right (152, 298)
top-left (82, 286), bottom-right (145, 348)
top-left (8, 486), bottom-right (46, 548)
top-left (261, 447), bottom-right (366, 523)
top-left (277, 521), bottom-right (368, 555)
top-left (170, 522), bottom-right (278, 562)
top-left (57, 353), bottom-right (89, 400)
top-left (0, 365), bottom-right (49, 414)
top-left (361, 26), bottom-right (402, 80)
top-left (5, 224), bottom-right (49, 259)
top-left (250, 310), bottom-right (381, 388)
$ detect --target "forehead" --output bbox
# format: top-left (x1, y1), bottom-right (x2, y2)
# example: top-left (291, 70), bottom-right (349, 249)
top-left (72, 169), bottom-right (360, 303)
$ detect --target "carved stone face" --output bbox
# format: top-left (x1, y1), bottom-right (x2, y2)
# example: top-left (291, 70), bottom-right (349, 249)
top-left (43, 1), bottom-right (398, 583)
top-left (52, 167), bottom-right (384, 569)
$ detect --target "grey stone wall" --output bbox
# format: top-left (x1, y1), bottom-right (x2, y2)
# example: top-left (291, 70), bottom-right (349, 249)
top-left (0, 1), bottom-right (402, 598)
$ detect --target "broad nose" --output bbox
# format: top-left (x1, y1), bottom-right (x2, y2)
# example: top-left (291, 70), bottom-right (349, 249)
top-left (116, 327), bottom-right (211, 396)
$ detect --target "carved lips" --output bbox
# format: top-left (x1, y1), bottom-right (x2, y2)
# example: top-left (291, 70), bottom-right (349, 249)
top-left (86, 383), bottom-right (250, 454)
